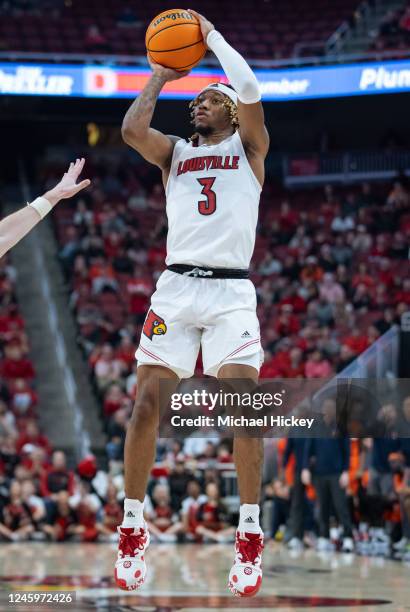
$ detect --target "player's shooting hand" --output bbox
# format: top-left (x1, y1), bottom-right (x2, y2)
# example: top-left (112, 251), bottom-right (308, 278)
top-left (187, 9), bottom-right (214, 47)
top-left (44, 158), bottom-right (91, 206)
top-left (147, 54), bottom-right (190, 82)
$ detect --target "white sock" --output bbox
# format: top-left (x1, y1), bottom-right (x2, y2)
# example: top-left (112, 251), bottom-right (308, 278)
top-left (122, 498), bottom-right (144, 528)
top-left (238, 503), bottom-right (261, 534)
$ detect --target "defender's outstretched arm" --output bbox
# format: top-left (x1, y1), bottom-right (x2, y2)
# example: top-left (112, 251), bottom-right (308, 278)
top-left (0, 158), bottom-right (90, 259)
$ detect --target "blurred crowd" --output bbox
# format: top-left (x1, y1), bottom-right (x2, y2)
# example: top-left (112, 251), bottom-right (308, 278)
top-left (371, 3), bottom-right (410, 55)
top-left (0, 150), bottom-right (409, 561)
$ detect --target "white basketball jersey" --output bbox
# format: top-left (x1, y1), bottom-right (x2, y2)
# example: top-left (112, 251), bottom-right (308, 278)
top-left (165, 131), bottom-right (261, 269)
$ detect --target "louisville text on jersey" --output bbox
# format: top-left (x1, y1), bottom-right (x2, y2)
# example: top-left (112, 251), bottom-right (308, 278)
top-left (177, 155), bottom-right (240, 176)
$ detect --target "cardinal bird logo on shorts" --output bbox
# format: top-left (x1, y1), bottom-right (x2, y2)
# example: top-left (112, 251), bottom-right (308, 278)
top-left (143, 310), bottom-right (167, 340)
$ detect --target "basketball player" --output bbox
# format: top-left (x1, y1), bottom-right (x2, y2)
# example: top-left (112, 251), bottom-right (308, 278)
top-left (0, 158), bottom-right (90, 259)
top-left (116, 10), bottom-right (269, 597)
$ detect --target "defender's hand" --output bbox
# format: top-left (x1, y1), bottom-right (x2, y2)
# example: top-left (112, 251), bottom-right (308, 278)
top-left (188, 9), bottom-right (214, 47)
top-left (44, 158), bottom-right (91, 206)
top-left (147, 54), bottom-right (190, 82)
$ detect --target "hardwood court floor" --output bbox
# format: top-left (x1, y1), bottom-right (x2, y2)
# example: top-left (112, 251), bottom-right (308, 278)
top-left (0, 541), bottom-right (409, 611)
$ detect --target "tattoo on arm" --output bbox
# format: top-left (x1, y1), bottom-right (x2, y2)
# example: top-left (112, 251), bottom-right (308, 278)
top-left (123, 74), bottom-right (166, 132)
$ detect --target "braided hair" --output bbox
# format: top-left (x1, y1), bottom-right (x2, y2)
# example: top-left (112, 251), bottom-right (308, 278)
top-left (189, 84), bottom-right (239, 144)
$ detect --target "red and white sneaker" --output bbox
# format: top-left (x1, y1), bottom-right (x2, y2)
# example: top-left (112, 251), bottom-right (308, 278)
top-left (228, 531), bottom-right (264, 597)
top-left (114, 525), bottom-right (150, 591)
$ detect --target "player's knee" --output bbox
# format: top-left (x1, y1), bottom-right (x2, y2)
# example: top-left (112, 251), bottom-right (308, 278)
top-left (130, 388), bottom-right (157, 427)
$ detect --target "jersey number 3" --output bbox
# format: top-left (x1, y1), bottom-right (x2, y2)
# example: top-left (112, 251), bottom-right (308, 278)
top-left (197, 177), bottom-right (216, 216)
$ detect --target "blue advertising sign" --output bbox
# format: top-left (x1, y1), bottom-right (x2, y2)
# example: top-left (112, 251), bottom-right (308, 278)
top-left (0, 60), bottom-right (409, 101)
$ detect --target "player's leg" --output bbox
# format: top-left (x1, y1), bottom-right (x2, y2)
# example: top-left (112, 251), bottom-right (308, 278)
top-left (123, 365), bottom-right (178, 501)
top-left (218, 362), bottom-right (264, 598)
top-left (115, 364), bottom-right (179, 591)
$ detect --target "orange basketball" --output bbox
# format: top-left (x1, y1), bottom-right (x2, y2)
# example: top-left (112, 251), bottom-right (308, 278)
top-left (145, 9), bottom-right (206, 72)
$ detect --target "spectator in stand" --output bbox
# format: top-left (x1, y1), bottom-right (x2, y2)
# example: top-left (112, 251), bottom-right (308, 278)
top-left (374, 308), bottom-right (397, 335)
top-left (0, 343), bottom-right (35, 381)
top-left (395, 278), bottom-right (410, 306)
top-left (69, 480), bottom-right (101, 542)
top-left (352, 262), bottom-right (375, 289)
top-left (387, 181), bottom-right (409, 209)
top-left (0, 480), bottom-right (34, 541)
top-left (126, 268), bottom-right (153, 324)
top-left (352, 225), bottom-right (372, 253)
top-left (282, 347), bottom-right (305, 378)
top-left (103, 384), bottom-right (129, 419)
top-left (304, 350), bottom-right (332, 378)
top-left (336, 345), bottom-right (356, 373)
top-left (181, 479), bottom-right (207, 541)
top-left (275, 304), bottom-right (300, 337)
top-left (10, 378), bottom-right (37, 418)
top-left (331, 211), bottom-right (355, 233)
top-left (146, 483), bottom-right (183, 543)
top-left (264, 476), bottom-right (290, 540)
top-left (195, 482), bottom-right (235, 543)
top-left (21, 479), bottom-right (46, 530)
top-left (42, 490), bottom-right (77, 541)
top-left (279, 200), bottom-right (299, 241)
top-left (98, 481), bottom-right (122, 541)
top-left (368, 404), bottom-right (400, 500)
top-left (331, 236), bottom-right (353, 266)
top-left (94, 344), bottom-right (125, 392)
top-left (302, 399), bottom-right (354, 552)
top-left (342, 328), bottom-right (369, 356)
top-left (281, 438), bottom-right (308, 551)
top-left (168, 458), bottom-right (192, 513)
top-left (58, 226), bottom-right (80, 274)
top-left (351, 283), bottom-right (372, 311)
top-left (89, 256), bottom-right (118, 294)
top-left (394, 397), bottom-right (410, 556)
top-left (16, 420), bottom-right (51, 456)
top-left (258, 253), bottom-right (282, 276)
top-left (300, 256), bottom-right (323, 283)
top-left (106, 408), bottom-right (129, 460)
top-left (318, 273), bottom-right (345, 304)
top-left (84, 24), bottom-right (111, 54)
top-left (0, 399), bottom-right (17, 439)
top-left (73, 199), bottom-right (94, 230)
top-left (40, 450), bottom-right (75, 500)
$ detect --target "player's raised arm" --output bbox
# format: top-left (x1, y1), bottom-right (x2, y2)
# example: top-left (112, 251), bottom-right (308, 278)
top-left (0, 158), bottom-right (90, 259)
top-left (121, 59), bottom-right (189, 170)
top-left (189, 10), bottom-right (269, 157)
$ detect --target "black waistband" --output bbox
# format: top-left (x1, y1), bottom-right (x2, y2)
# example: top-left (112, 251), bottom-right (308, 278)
top-left (167, 264), bottom-right (249, 279)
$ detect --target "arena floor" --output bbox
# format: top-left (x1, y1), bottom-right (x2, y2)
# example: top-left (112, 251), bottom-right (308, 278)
top-left (0, 542), bottom-right (409, 612)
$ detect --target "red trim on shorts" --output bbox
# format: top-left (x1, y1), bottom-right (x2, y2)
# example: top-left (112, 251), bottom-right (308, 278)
top-left (138, 345), bottom-right (170, 366)
top-left (222, 338), bottom-right (260, 361)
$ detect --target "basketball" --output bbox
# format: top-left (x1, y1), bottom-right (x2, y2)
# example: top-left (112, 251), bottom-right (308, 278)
top-left (145, 9), bottom-right (206, 72)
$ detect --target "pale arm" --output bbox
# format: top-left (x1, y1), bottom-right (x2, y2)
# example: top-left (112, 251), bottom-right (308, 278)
top-left (0, 158), bottom-right (90, 259)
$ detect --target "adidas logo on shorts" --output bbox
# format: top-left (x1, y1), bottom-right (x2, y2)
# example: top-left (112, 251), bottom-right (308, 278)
top-left (126, 511), bottom-right (135, 518)
top-left (244, 516), bottom-right (255, 523)
top-left (241, 331), bottom-right (251, 338)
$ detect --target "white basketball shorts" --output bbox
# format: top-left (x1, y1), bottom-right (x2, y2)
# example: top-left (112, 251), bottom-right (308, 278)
top-left (135, 270), bottom-right (263, 379)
